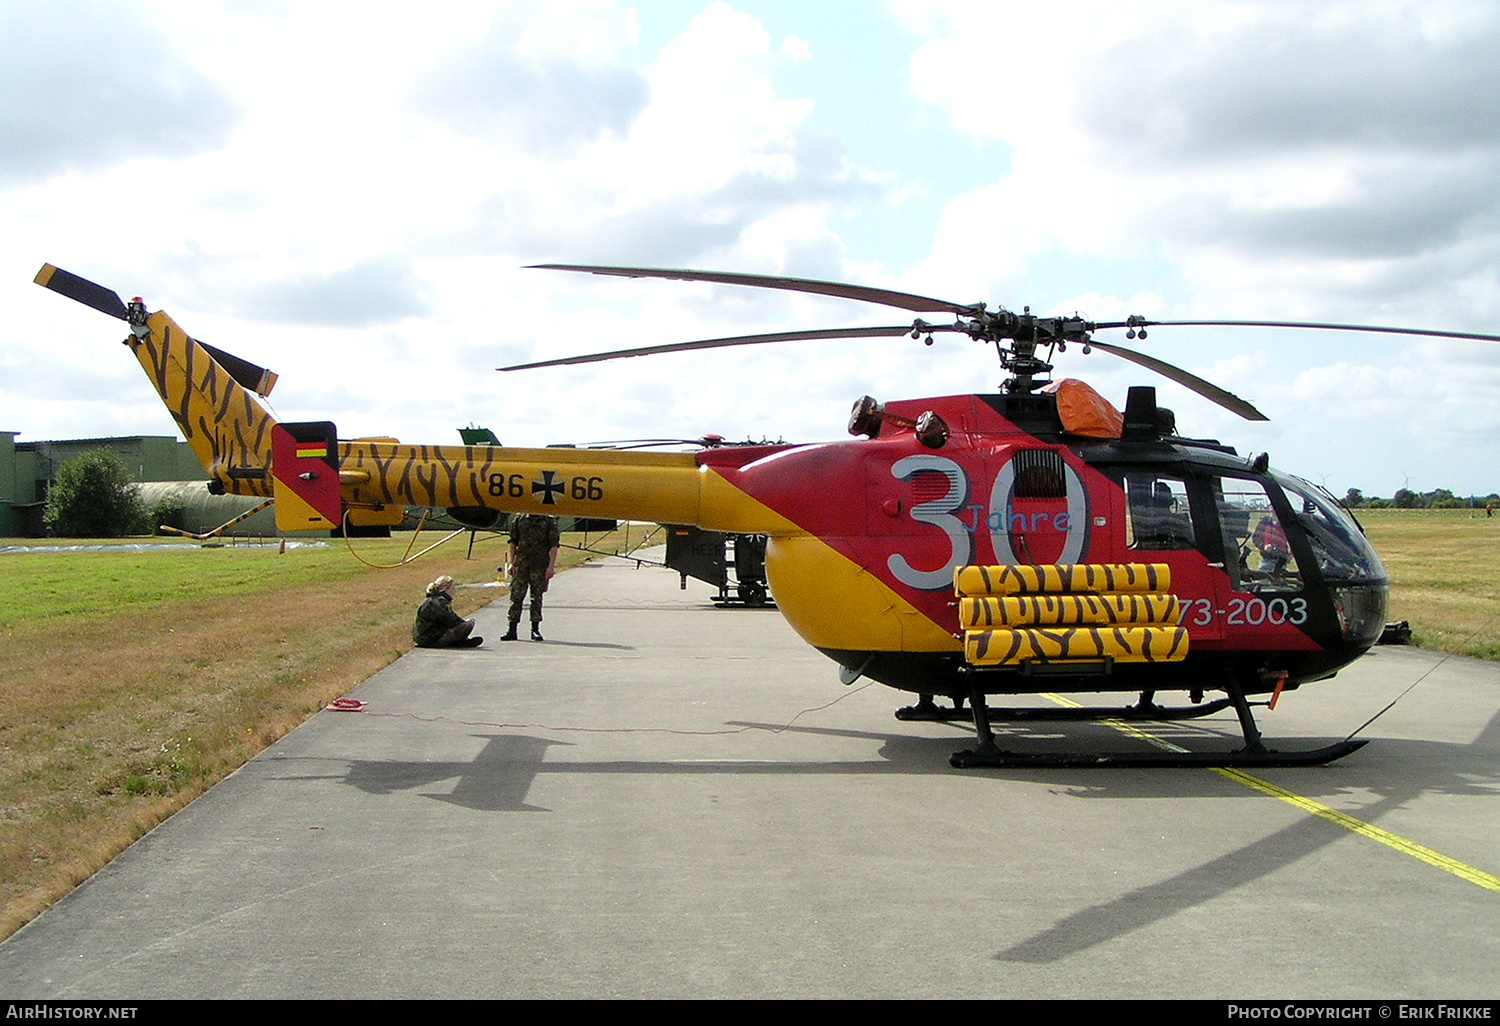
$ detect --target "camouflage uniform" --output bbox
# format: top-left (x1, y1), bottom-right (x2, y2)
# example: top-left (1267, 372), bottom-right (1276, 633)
top-left (508, 514), bottom-right (561, 630)
top-left (413, 587), bottom-right (474, 647)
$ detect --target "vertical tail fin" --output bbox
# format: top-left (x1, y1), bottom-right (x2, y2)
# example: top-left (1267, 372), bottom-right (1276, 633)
top-left (35, 265), bottom-right (282, 497)
top-left (127, 307), bottom-right (279, 497)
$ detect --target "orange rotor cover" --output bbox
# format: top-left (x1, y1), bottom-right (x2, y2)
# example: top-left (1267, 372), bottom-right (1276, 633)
top-left (1043, 378), bottom-right (1124, 439)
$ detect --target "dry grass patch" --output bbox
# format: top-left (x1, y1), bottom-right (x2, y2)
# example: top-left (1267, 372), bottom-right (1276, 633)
top-left (0, 529), bottom-right (636, 939)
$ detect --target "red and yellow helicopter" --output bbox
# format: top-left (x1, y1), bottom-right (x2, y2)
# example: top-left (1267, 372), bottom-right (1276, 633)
top-left (35, 261), bottom-right (1496, 768)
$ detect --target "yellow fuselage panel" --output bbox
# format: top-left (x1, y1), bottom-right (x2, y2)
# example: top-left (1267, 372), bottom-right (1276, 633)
top-left (336, 441), bottom-right (700, 523)
top-left (765, 535), bottom-right (960, 652)
top-left (334, 443), bottom-right (806, 535)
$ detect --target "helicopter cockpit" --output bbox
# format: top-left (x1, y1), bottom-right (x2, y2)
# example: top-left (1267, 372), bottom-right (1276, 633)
top-left (1273, 473), bottom-right (1386, 583)
top-left (1102, 444), bottom-right (1388, 642)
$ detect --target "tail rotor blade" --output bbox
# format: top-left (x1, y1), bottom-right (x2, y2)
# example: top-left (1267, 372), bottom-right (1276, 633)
top-left (34, 264), bottom-right (131, 321)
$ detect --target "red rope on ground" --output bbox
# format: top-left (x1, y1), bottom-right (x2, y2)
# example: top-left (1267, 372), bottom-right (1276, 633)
top-left (324, 681), bottom-right (877, 736)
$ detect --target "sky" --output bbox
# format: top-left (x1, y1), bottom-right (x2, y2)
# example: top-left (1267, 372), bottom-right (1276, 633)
top-left (4, 0), bottom-right (1500, 498)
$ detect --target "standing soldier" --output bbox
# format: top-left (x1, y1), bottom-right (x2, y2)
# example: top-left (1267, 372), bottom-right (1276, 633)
top-left (502, 513), bottom-right (561, 641)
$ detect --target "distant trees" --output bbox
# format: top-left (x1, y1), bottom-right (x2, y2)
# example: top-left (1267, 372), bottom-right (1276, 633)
top-left (43, 449), bottom-right (147, 537)
top-left (1341, 486), bottom-right (1500, 510)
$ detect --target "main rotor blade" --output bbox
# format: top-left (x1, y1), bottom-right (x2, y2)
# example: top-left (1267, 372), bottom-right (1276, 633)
top-left (499, 325), bottom-right (944, 371)
top-left (1139, 319), bottom-right (1500, 346)
top-left (1083, 339), bottom-right (1269, 422)
top-left (34, 263), bottom-right (129, 320)
top-left (530, 264), bottom-right (981, 316)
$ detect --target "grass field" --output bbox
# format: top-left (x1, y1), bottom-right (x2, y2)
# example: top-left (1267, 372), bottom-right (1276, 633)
top-left (1356, 508), bottom-right (1500, 660)
top-left (0, 510), bottom-right (1493, 940)
top-left (0, 526), bottom-right (655, 940)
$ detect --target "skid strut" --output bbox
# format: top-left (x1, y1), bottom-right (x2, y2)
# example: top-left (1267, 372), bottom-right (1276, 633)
top-left (948, 672), bottom-right (1366, 768)
top-left (900, 691), bottom-right (1234, 724)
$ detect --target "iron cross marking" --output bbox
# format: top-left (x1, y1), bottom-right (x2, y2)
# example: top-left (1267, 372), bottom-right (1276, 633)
top-left (532, 470), bottom-right (565, 505)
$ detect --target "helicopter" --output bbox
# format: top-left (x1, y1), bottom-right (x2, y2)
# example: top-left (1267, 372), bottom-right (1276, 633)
top-left (33, 261), bottom-right (1500, 769)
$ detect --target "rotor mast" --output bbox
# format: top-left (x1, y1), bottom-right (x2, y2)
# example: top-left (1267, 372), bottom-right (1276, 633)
top-left (941, 305), bottom-right (1102, 394)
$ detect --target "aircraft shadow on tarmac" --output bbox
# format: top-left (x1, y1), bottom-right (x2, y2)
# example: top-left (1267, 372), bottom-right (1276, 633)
top-left (736, 716), bottom-right (1500, 797)
top-left (276, 728), bottom-right (982, 813)
top-left (990, 705), bottom-right (1500, 964)
top-left (994, 787), bottom-right (1417, 965)
top-left (278, 703), bottom-right (1499, 816)
top-left (264, 709), bottom-right (1500, 964)
top-left (733, 711), bottom-right (1500, 965)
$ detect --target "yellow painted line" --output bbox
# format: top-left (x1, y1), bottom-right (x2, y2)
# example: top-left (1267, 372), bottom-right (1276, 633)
top-left (1213, 767), bottom-right (1500, 893)
top-left (1039, 693), bottom-right (1500, 894)
top-left (1042, 693), bottom-right (1189, 754)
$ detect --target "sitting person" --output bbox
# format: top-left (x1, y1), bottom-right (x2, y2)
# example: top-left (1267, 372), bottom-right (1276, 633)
top-left (412, 575), bottom-right (482, 648)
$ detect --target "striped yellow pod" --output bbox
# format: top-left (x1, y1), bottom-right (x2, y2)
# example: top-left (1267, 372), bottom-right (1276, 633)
top-left (953, 563), bottom-right (1172, 596)
top-left (959, 593), bottom-right (1181, 628)
top-left (964, 625), bottom-right (1190, 665)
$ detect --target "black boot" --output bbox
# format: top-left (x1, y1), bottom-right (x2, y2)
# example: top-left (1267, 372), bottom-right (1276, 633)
top-left (530, 625), bottom-right (544, 642)
top-left (500, 622), bottom-right (518, 641)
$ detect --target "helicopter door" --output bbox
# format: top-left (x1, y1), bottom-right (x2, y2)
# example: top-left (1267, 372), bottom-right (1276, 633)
top-left (1115, 470), bottom-right (1225, 641)
top-left (1208, 475), bottom-right (1310, 639)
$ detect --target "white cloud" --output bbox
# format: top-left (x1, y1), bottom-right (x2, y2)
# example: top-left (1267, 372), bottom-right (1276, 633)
top-left (7, 0), bottom-right (1500, 499)
top-left (0, 0), bottom-right (240, 182)
top-left (888, 0), bottom-right (1500, 492)
top-left (4, 1), bottom-right (901, 458)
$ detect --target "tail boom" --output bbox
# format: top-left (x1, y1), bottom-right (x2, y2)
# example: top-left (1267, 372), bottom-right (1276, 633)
top-left (335, 441), bottom-right (797, 534)
top-left (95, 291), bottom-right (799, 535)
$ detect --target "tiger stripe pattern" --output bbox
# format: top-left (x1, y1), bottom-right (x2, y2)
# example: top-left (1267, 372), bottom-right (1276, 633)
top-left (959, 593), bottom-right (1181, 628)
top-left (955, 561), bottom-right (1187, 666)
top-left (965, 625), bottom-right (1190, 665)
top-left (953, 562), bottom-right (1172, 596)
top-left (131, 311), bottom-right (277, 498)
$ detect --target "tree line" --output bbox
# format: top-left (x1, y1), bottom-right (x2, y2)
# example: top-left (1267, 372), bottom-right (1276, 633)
top-left (1341, 487), bottom-right (1500, 510)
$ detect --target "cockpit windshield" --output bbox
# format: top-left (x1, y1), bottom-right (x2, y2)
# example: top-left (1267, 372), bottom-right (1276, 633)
top-left (1274, 473), bottom-right (1387, 583)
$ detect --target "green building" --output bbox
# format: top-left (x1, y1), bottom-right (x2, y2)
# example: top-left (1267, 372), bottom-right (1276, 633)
top-left (0, 432), bottom-right (205, 537)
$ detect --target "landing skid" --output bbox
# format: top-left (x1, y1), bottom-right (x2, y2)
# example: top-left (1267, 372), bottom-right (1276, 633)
top-left (949, 738), bottom-right (1367, 769)
top-left (897, 694), bottom-right (1234, 723)
top-left (948, 678), bottom-right (1367, 769)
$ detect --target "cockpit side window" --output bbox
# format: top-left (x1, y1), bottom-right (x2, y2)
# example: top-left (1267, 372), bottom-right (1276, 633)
top-left (1121, 473), bottom-right (1197, 551)
top-left (1213, 476), bottom-right (1302, 593)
